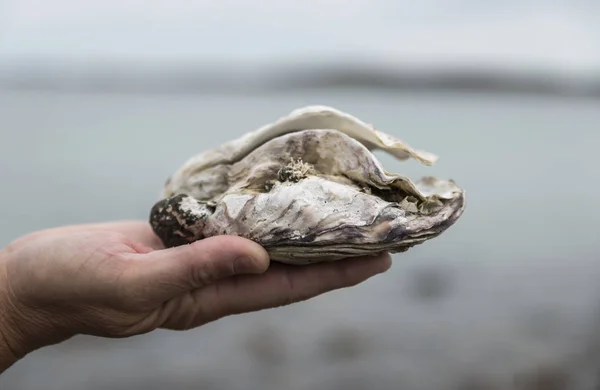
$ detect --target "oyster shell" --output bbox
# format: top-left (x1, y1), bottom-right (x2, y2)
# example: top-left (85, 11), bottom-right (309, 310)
top-left (149, 106), bottom-right (466, 265)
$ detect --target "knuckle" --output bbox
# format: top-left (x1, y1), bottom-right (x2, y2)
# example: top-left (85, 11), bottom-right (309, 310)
top-left (190, 257), bottom-right (235, 286)
top-left (278, 268), bottom-right (305, 306)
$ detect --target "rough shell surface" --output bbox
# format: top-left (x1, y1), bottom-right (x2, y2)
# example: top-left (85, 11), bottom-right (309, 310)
top-left (150, 106), bottom-right (466, 265)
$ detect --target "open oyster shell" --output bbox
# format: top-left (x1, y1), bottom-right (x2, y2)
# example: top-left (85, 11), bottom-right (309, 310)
top-left (149, 106), bottom-right (466, 264)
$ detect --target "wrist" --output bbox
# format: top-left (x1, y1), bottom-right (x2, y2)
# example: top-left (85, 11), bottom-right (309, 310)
top-left (0, 306), bottom-right (19, 373)
top-left (0, 248), bottom-right (64, 373)
top-left (0, 247), bottom-right (75, 374)
top-left (0, 249), bottom-right (20, 372)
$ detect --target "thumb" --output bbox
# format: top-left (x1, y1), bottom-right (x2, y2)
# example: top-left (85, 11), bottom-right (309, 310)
top-left (125, 235), bottom-right (270, 302)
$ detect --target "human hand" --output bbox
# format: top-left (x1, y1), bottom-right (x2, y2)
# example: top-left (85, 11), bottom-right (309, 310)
top-left (0, 221), bottom-right (391, 372)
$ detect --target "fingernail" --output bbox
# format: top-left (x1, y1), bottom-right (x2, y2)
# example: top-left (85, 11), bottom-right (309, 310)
top-left (377, 255), bottom-right (393, 273)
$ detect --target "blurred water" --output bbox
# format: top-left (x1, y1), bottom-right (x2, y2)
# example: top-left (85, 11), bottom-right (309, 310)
top-left (1, 89), bottom-right (600, 390)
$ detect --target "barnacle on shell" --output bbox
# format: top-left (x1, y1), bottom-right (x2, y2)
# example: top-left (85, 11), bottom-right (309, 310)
top-left (149, 106), bottom-right (466, 264)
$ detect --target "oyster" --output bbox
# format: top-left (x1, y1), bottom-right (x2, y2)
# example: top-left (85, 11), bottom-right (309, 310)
top-left (149, 106), bottom-right (466, 265)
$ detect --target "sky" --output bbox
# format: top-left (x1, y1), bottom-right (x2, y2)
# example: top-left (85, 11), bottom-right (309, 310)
top-left (0, 0), bottom-right (599, 75)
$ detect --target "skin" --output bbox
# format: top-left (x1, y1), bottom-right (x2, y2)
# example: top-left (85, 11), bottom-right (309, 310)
top-left (0, 220), bottom-right (392, 374)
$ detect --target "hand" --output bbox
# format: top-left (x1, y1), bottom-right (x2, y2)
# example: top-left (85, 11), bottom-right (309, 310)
top-left (0, 221), bottom-right (391, 372)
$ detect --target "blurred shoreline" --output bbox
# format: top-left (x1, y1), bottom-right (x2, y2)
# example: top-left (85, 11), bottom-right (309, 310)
top-left (1, 60), bottom-right (599, 99)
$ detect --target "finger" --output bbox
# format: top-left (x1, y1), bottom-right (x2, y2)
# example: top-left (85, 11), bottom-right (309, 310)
top-left (123, 235), bottom-right (270, 302)
top-left (187, 253), bottom-right (392, 326)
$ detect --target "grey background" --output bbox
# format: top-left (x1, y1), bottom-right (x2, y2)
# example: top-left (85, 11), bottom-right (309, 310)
top-left (1, 88), bottom-right (600, 389)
